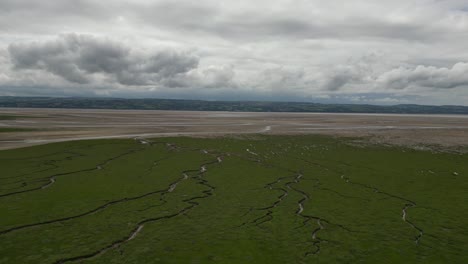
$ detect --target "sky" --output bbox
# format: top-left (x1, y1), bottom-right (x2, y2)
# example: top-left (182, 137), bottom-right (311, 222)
top-left (0, 0), bottom-right (468, 105)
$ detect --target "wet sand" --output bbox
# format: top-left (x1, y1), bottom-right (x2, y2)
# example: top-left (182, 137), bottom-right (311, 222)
top-left (1, 108), bottom-right (467, 150)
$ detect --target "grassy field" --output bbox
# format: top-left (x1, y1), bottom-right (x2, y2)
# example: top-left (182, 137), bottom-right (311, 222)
top-left (0, 128), bottom-right (37, 133)
top-left (0, 115), bottom-right (43, 120)
top-left (0, 115), bottom-right (17, 120)
top-left (0, 135), bottom-right (467, 263)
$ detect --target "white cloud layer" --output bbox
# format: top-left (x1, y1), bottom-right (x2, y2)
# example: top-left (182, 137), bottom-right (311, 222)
top-left (378, 63), bottom-right (468, 89)
top-left (0, 0), bottom-right (468, 105)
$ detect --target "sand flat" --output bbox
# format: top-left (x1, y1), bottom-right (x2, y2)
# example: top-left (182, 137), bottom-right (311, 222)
top-left (1, 108), bottom-right (467, 150)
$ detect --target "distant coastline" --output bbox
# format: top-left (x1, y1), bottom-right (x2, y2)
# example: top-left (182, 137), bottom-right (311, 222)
top-left (1, 96), bottom-right (468, 115)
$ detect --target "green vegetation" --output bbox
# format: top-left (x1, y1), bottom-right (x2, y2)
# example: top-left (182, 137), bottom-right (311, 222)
top-left (0, 115), bottom-right (18, 120)
top-left (0, 114), bottom-right (44, 120)
top-left (0, 136), bottom-right (467, 263)
top-left (2, 96), bottom-right (468, 114)
top-left (0, 127), bottom-right (37, 133)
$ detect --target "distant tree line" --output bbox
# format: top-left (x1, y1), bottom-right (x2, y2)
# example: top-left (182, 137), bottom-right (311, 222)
top-left (1, 96), bottom-right (468, 114)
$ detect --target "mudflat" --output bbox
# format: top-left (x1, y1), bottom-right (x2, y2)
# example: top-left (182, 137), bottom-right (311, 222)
top-left (1, 108), bottom-right (467, 150)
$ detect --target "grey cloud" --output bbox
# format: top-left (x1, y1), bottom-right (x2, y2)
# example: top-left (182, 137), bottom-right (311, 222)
top-left (378, 63), bottom-right (468, 89)
top-left (141, 1), bottom-right (217, 30)
top-left (0, 0), bottom-right (100, 14)
top-left (163, 65), bottom-right (236, 89)
top-left (254, 67), bottom-right (309, 91)
top-left (8, 34), bottom-right (199, 86)
top-left (216, 19), bottom-right (439, 42)
top-left (8, 37), bottom-right (90, 84)
top-left (132, 2), bottom-right (460, 43)
top-left (1, 1), bottom-right (468, 105)
top-left (143, 52), bottom-right (199, 76)
top-left (320, 66), bottom-right (361, 91)
top-left (319, 54), bottom-right (383, 91)
top-left (322, 73), bottom-right (353, 91)
top-left (1, 1), bottom-right (459, 43)
top-left (319, 60), bottom-right (468, 92)
top-left (0, 0), bottom-right (109, 33)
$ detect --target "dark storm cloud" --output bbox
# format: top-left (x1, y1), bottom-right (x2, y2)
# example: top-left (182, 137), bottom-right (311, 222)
top-left (8, 34), bottom-right (199, 86)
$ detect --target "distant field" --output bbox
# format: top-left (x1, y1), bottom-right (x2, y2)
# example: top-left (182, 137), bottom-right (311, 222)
top-left (0, 115), bottom-right (43, 120)
top-left (0, 135), bottom-right (467, 263)
top-left (0, 115), bottom-right (24, 121)
top-left (0, 128), bottom-right (37, 133)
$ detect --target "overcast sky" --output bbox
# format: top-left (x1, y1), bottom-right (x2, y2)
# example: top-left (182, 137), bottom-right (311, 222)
top-left (1, 0), bottom-right (468, 105)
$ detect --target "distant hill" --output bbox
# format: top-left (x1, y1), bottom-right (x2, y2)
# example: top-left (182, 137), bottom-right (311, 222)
top-left (1, 96), bottom-right (468, 114)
